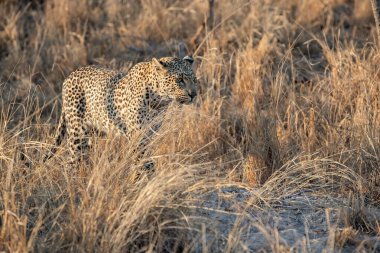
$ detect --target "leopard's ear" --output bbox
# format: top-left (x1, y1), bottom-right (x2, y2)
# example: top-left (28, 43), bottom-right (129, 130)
top-left (183, 55), bottom-right (194, 65)
top-left (178, 42), bottom-right (187, 59)
top-left (152, 58), bottom-right (166, 71)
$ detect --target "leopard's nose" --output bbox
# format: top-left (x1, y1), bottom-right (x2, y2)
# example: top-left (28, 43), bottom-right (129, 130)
top-left (189, 91), bottom-right (197, 101)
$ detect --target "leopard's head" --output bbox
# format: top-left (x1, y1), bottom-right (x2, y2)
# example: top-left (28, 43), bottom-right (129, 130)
top-left (151, 56), bottom-right (197, 104)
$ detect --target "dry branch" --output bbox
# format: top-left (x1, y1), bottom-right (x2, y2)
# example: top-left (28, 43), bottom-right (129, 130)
top-left (370, 0), bottom-right (380, 45)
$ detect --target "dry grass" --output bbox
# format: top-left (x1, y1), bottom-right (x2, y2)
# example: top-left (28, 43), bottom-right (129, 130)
top-left (1, 0), bottom-right (380, 252)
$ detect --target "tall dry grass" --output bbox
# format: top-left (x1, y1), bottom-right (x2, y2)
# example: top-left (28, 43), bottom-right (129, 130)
top-left (1, 0), bottom-right (379, 252)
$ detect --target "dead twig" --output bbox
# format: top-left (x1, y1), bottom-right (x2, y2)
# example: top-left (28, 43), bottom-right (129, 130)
top-left (370, 0), bottom-right (380, 46)
top-left (189, 0), bottom-right (215, 54)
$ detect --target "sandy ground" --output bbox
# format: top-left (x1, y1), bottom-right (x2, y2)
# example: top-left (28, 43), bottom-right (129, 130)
top-left (187, 186), bottom-right (380, 252)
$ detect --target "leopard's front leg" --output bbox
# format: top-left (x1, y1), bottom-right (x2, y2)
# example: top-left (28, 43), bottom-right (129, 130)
top-left (133, 106), bottom-right (165, 172)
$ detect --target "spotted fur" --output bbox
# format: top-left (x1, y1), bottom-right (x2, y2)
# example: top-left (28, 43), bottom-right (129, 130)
top-left (45, 56), bottom-right (197, 166)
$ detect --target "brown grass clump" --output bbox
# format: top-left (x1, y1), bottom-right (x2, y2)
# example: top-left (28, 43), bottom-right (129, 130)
top-left (1, 0), bottom-right (380, 252)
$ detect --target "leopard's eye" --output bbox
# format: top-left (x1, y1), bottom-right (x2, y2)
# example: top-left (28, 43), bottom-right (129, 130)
top-left (178, 80), bottom-right (185, 88)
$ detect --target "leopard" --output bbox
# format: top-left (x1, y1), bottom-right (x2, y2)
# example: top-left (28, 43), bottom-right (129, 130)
top-left (44, 56), bottom-right (197, 169)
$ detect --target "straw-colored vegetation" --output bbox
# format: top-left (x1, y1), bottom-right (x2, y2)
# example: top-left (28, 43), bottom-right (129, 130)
top-left (1, 0), bottom-right (379, 252)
